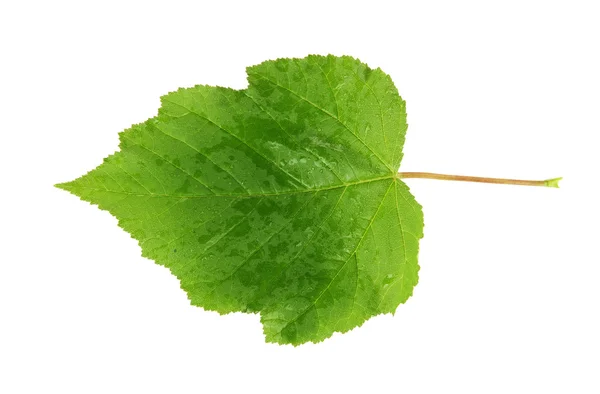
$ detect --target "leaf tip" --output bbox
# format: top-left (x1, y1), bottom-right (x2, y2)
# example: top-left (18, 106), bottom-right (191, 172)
top-left (54, 181), bottom-right (78, 195)
top-left (544, 177), bottom-right (562, 188)
top-left (54, 182), bottom-right (69, 190)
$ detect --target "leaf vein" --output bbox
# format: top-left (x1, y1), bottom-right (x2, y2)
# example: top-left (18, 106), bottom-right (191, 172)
top-left (251, 72), bottom-right (394, 173)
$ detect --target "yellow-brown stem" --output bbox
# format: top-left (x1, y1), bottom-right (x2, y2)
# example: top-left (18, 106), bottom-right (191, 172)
top-left (397, 172), bottom-right (562, 188)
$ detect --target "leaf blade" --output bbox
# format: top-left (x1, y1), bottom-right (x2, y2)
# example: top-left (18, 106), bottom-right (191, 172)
top-left (58, 55), bottom-right (423, 345)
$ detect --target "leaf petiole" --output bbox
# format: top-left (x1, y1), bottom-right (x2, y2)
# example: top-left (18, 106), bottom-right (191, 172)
top-left (397, 172), bottom-right (562, 188)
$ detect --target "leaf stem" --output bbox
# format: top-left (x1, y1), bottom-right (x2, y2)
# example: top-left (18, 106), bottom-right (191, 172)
top-left (397, 172), bottom-right (562, 188)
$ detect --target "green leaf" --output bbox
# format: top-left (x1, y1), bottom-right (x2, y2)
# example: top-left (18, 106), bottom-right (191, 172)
top-left (57, 55), bottom-right (424, 345)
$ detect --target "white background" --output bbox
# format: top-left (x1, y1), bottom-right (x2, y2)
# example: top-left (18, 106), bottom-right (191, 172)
top-left (1, 1), bottom-right (599, 393)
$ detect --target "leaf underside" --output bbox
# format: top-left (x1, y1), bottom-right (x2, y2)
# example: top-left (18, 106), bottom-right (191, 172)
top-left (57, 55), bottom-right (424, 345)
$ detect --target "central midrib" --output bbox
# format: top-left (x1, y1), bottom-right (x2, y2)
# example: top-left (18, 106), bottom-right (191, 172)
top-left (62, 174), bottom-right (397, 199)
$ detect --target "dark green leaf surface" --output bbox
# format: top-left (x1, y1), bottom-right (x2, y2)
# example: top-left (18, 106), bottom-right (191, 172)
top-left (57, 55), bottom-right (424, 345)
